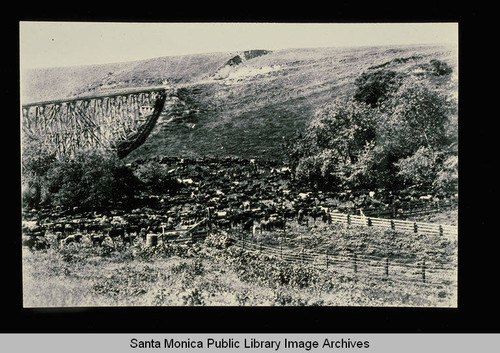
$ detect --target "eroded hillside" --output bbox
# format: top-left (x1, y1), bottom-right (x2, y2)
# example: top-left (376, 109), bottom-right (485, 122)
top-left (21, 44), bottom-right (458, 162)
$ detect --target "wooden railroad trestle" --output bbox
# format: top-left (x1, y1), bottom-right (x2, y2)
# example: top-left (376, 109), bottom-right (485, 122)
top-left (21, 87), bottom-right (170, 159)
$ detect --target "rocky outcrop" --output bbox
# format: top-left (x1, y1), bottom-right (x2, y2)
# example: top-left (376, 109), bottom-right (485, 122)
top-left (212, 50), bottom-right (272, 80)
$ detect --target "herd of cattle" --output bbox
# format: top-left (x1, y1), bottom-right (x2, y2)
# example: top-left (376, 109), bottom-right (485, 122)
top-left (21, 156), bottom-right (452, 250)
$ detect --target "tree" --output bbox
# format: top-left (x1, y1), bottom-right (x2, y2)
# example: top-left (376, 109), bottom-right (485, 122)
top-left (288, 73), bottom-right (457, 195)
top-left (290, 99), bottom-right (379, 190)
top-left (377, 79), bottom-right (452, 159)
top-left (39, 150), bottom-right (142, 210)
top-left (394, 146), bottom-right (444, 191)
top-left (21, 144), bottom-right (57, 209)
top-left (133, 160), bottom-right (181, 195)
top-left (353, 69), bottom-right (406, 108)
top-left (433, 154), bottom-right (458, 194)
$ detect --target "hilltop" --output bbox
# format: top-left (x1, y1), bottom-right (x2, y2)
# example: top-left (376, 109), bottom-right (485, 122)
top-left (21, 44), bottom-right (458, 162)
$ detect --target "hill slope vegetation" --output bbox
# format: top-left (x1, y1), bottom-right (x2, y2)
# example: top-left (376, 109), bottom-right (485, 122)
top-left (21, 44), bottom-right (457, 162)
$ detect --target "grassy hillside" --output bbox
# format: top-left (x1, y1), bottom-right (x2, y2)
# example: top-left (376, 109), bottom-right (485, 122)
top-left (21, 44), bottom-right (458, 162)
top-left (20, 51), bottom-right (232, 103)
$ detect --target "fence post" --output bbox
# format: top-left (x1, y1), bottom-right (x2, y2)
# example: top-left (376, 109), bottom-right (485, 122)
top-left (390, 220), bottom-right (395, 230)
top-left (157, 224), bottom-right (164, 248)
top-left (259, 240), bottom-right (262, 253)
top-left (146, 234), bottom-right (158, 247)
top-left (280, 240), bottom-right (283, 260)
top-left (347, 214), bottom-right (351, 226)
top-left (301, 248), bottom-right (305, 263)
top-left (207, 207), bottom-right (212, 231)
top-left (439, 225), bottom-right (443, 236)
top-left (367, 217), bottom-right (372, 227)
top-left (129, 228), bottom-right (135, 246)
top-left (354, 253), bottom-right (358, 274)
top-left (385, 258), bottom-right (389, 277)
top-left (422, 260), bottom-right (426, 283)
top-left (326, 250), bottom-right (329, 269)
top-left (414, 222), bottom-right (418, 233)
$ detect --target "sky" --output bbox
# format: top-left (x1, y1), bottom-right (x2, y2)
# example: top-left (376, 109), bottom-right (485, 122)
top-left (19, 22), bottom-right (458, 70)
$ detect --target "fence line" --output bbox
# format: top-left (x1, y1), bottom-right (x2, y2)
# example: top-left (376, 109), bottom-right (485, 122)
top-left (341, 198), bottom-right (458, 219)
top-left (233, 237), bottom-right (456, 286)
top-left (159, 225), bottom-right (457, 286)
top-left (330, 212), bottom-right (458, 237)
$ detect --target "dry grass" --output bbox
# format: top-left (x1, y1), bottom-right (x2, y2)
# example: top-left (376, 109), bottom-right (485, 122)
top-left (22, 227), bottom-right (457, 308)
top-left (22, 44), bottom-right (457, 162)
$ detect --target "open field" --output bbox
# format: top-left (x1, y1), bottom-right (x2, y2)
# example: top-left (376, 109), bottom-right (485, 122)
top-left (22, 217), bottom-right (457, 307)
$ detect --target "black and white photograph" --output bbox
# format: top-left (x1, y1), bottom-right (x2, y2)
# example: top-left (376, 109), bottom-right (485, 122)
top-left (20, 21), bottom-right (458, 309)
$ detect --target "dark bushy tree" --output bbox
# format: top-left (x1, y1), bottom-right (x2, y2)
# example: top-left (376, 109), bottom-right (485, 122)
top-left (46, 150), bottom-right (141, 209)
top-left (288, 73), bottom-right (457, 195)
top-left (23, 149), bottom-right (142, 210)
top-left (353, 69), bottom-right (406, 107)
top-left (377, 79), bottom-right (452, 159)
top-left (21, 144), bottom-right (57, 209)
top-left (133, 160), bottom-right (181, 195)
top-left (428, 59), bottom-right (453, 76)
top-left (290, 99), bottom-right (379, 190)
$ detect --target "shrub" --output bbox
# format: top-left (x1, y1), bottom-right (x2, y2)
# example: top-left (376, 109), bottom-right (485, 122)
top-left (421, 59), bottom-right (453, 76)
top-left (181, 288), bottom-right (205, 305)
top-left (133, 160), bottom-right (181, 195)
top-left (433, 154), bottom-right (458, 194)
top-left (353, 69), bottom-right (406, 107)
top-left (22, 148), bottom-right (149, 211)
top-left (40, 150), bottom-right (141, 210)
top-left (21, 145), bottom-right (57, 209)
top-left (289, 100), bottom-right (379, 190)
top-left (204, 232), bottom-right (234, 249)
top-left (394, 146), bottom-right (444, 191)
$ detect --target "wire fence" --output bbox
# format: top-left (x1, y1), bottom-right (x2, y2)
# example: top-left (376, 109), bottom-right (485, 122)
top-left (232, 236), bottom-right (457, 287)
top-left (154, 210), bottom-right (457, 287)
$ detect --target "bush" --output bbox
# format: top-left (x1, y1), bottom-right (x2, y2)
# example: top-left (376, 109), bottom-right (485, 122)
top-left (421, 59), bottom-right (453, 76)
top-left (22, 145), bottom-right (57, 209)
top-left (204, 233), bottom-right (234, 249)
top-left (353, 69), bottom-right (406, 107)
top-left (394, 146), bottom-right (448, 191)
top-left (23, 150), bottom-right (142, 211)
top-left (433, 154), bottom-right (458, 194)
top-left (287, 74), bottom-right (457, 195)
top-left (289, 100), bottom-right (379, 190)
top-left (133, 160), bottom-right (181, 195)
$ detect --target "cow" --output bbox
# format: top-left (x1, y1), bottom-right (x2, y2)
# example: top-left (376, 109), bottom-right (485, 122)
top-left (252, 222), bottom-right (262, 236)
top-left (60, 233), bottom-right (83, 246)
top-left (91, 234), bottom-right (106, 246)
top-left (242, 218), bottom-right (254, 233)
top-left (108, 227), bottom-right (129, 244)
top-left (268, 217), bottom-right (285, 231)
top-left (23, 235), bottom-right (46, 250)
